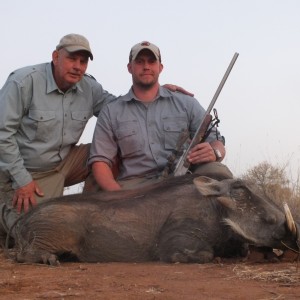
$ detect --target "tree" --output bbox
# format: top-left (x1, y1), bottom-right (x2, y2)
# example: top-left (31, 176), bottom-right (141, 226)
top-left (241, 161), bottom-right (295, 207)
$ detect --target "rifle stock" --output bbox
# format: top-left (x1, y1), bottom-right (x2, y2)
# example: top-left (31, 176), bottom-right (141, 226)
top-left (173, 52), bottom-right (239, 177)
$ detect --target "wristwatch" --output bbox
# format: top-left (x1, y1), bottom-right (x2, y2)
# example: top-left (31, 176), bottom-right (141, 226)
top-left (213, 148), bottom-right (222, 162)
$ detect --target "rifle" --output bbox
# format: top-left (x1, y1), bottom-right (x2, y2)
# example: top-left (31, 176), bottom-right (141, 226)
top-left (172, 52), bottom-right (239, 177)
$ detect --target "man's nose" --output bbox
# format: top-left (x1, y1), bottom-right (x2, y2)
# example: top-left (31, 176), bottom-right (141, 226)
top-left (73, 59), bottom-right (82, 69)
top-left (143, 62), bottom-right (150, 69)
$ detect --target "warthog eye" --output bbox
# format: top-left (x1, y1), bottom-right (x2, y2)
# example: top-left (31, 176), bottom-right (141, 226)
top-left (230, 188), bottom-right (247, 200)
top-left (265, 214), bottom-right (277, 224)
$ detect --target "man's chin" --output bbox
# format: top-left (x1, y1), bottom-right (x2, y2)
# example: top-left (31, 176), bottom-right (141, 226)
top-left (137, 82), bottom-right (155, 89)
top-left (67, 74), bottom-right (82, 83)
top-left (61, 78), bottom-right (81, 91)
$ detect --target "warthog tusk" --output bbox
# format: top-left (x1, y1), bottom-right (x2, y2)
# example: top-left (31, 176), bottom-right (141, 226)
top-left (283, 202), bottom-right (297, 238)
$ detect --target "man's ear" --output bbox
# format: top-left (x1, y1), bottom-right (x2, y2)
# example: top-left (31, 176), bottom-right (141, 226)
top-left (52, 50), bottom-right (59, 65)
top-left (127, 62), bottom-right (132, 74)
top-left (159, 63), bottom-right (164, 74)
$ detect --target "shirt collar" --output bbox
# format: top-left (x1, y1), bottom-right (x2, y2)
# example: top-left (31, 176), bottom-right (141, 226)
top-left (121, 86), bottom-right (172, 102)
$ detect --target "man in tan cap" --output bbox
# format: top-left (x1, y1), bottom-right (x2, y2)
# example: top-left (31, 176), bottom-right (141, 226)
top-left (0, 33), bottom-right (114, 243)
top-left (0, 34), bottom-right (192, 244)
top-left (88, 41), bottom-right (233, 191)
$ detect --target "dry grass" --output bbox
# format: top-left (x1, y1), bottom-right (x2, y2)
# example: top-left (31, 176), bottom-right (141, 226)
top-left (232, 264), bottom-right (300, 286)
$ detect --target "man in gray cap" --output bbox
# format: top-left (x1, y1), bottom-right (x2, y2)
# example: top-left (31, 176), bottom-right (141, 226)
top-left (0, 34), bottom-right (191, 244)
top-left (88, 41), bottom-right (233, 191)
top-left (0, 33), bottom-right (114, 242)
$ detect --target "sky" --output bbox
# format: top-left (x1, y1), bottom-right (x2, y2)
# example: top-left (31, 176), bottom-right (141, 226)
top-left (1, 0), bottom-right (300, 182)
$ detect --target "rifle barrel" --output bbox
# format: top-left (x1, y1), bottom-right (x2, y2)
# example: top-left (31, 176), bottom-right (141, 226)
top-left (173, 52), bottom-right (239, 177)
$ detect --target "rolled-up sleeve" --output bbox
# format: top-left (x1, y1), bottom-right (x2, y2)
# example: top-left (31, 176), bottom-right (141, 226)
top-left (88, 104), bottom-right (118, 167)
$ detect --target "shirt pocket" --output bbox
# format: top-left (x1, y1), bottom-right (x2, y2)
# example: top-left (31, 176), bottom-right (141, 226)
top-left (27, 110), bottom-right (56, 142)
top-left (163, 117), bottom-right (188, 150)
top-left (115, 121), bottom-right (142, 157)
top-left (71, 111), bottom-right (91, 140)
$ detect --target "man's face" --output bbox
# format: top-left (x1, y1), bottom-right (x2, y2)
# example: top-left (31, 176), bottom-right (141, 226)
top-left (52, 48), bottom-right (89, 92)
top-left (127, 49), bottom-right (163, 89)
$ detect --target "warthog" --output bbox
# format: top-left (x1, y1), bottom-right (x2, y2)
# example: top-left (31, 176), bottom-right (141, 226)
top-left (11, 175), bottom-right (299, 265)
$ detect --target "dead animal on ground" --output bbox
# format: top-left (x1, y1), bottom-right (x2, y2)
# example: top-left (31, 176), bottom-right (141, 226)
top-left (9, 175), bottom-right (300, 265)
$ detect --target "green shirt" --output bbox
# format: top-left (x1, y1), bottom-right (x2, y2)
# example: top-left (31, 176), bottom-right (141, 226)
top-left (0, 62), bottom-right (115, 189)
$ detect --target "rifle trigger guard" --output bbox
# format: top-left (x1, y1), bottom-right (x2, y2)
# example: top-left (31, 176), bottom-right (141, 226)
top-left (212, 108), bottom-right (220, 127)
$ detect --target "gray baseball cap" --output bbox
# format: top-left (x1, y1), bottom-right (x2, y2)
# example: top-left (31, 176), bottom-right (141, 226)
top-left (56, 33), bottom-right (93, 60)
top-left (129, 41), bottom-right (161, 62)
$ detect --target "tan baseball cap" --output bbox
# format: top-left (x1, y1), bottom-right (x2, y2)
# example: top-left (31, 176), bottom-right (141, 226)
top-left (129, 41), bottom-right (161, 62)
top-left (56, 33), bottom-right (93, 60)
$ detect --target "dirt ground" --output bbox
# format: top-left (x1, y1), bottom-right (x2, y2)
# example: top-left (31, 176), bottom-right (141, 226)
top-left (0, 249), bottom-right (299, 300)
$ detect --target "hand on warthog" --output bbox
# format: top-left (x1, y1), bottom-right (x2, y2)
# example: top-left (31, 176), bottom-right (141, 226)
top-left (12, 180), bottom-right (43, 213)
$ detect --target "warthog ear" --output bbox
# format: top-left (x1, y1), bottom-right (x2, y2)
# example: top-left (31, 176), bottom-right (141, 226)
top-left (193, 176), bottom-right (236, 209)
top-left (193, 176), bottom-right (229, 196)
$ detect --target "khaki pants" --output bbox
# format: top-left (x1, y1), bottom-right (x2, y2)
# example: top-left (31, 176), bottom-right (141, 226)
top-left (0, 144), bottom-right (93, 240)
top-left (85, 161), bottom-right (233, 193)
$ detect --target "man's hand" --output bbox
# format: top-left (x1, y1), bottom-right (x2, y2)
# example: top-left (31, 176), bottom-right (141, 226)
top-left (187, 141), bottom-right (225, 164)
top-left (12, 181), bottom-right (44, 214)
top-left (187, 142), bottom-right (216, 164)
top-left (163, 84), bottom-right (194, 97)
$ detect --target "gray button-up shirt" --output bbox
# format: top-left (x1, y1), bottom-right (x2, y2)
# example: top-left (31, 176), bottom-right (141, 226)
top-left (0, 62), bottom-right (115, 188)
top-left (89, 86), bottom-right (222, 180)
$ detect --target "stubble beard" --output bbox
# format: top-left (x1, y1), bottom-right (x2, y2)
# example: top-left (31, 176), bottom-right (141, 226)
top-left (134, 75), bottom-right (157, 90)
top-left (135, 81), bottom-right (156, 90)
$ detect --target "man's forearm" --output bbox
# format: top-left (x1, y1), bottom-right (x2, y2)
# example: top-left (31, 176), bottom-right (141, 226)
top-left (92, 161), bottom-right (121, 191)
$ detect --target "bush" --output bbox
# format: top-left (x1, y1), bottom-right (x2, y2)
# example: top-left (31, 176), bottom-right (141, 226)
top-left (241, 161), bottom-right (300, 221)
